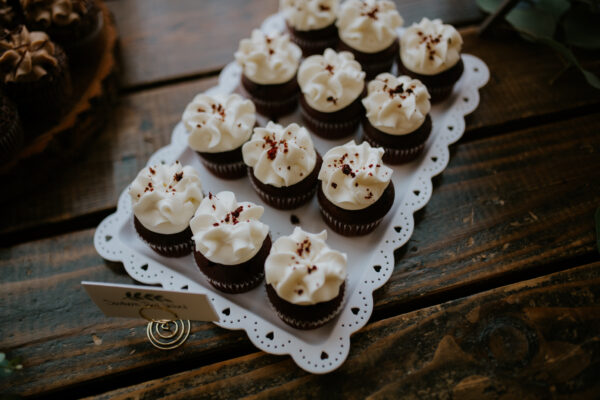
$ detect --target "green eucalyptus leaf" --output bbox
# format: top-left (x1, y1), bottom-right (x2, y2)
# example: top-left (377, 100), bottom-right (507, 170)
top-left (477, 0), bottom-right (560, 37)
top-left (506, 6), bottom-right (556, 37)
top-left (596, 207), bottom-right (600, 254)
top-left (477, 0), bottom-right (600, 89)
top-left (476, 0), bottom-right (502, 13)
top-left (538, 0), bottom-right (570, 22)
top-left (534, 36), bottom-right (600, 88)
top-left (0, 353), bottom-right (22, 377)
top-left (563, 5), bottom-right (600, 49)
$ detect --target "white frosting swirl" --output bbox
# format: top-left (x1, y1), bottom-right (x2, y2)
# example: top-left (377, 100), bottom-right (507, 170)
top-left (235, 29), bottom-right (302, 85)
top-left (318, 140), bottom-right (392, 210)
top-left (242, 121), bottom-right (317, 187)
top-left (129, 162), bottom-right (204, 235)
top-left (362, 73), bottom-right (431, 135)
top-left (183, 93), bottom-right (255, 153)
top-left (190, 191), bottom-right (269, 265)
top-left (400, 18), bottom-right (463, 75)
top-left (336, 0), bottom-right (403, 53)
top-left (298, 48), bottom-right (365, 112)
top-left (280, 0), bottom-right (338, 31)
top-left (265, 227), bottom-right (347, 305)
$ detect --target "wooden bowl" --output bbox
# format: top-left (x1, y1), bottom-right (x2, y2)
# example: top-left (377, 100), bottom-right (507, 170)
top-left (0, 1), bottom-right (119, 174)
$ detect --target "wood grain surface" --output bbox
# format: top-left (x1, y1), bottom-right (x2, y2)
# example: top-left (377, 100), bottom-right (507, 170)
top-left (2, 112), bottom-right (598, 396)
top-left (0, 76), bottom-right (216, 243)
top-left (87, 262), bottom-right (600, 399)
top-left (0, 229), bottom-right (249, 397)
top-left (108, 0), bottom-right (483, 89)
top-left (2, 1), bottom-right (600, 398)
top-left (2, 29), bottom-right (599, 243)
top-left (377, 112), bottom-right (600, 312)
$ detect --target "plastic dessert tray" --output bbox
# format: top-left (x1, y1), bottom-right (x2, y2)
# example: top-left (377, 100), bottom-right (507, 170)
top-left (94, 13), bottom-right (489, 374)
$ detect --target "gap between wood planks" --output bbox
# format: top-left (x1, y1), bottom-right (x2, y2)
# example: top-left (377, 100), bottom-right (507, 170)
top-left (461, 101), bottom-right (600, 145)
top-left (31, 251), bottom-right (599, 400)
top-left (119, 68), bottom-right (222, 96)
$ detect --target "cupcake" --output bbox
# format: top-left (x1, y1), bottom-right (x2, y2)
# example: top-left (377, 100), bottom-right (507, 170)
top-left (183, 93), bottom-right (256, 180)
top-left (362, 73), bottom-right (431, 164)
top-left (398, 18), bottom-right (464, 102)
top-left (242, 121), bottom-right (322, 209)
top-left (0, 26), bottom-right (72, 131)
top-left (129, 161), bottom-right (204, 257)
top-left (0, 0), bottom-right (22, 29)
top-left (336, 0), bottom-right (403, 79)
top-left (279, 0), bottom-right (339, 57)
top-left (190, 191), bottom-right (271, 294)
top-left (235, 29), bottom-right (302, 118)
top-left (297, 48), bottom-right (365, 139)
top-left (265, 227), bottom-right (347, 329)
top-left (0, 92), bottom-right (24, 166)
top-left (20, 0), bottom-right (101, 54)
top-left (317, 140), bottom-right (394, 236)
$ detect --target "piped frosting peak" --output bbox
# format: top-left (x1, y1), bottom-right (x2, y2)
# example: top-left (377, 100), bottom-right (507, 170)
top-left (265, 227), bottom-right (346, 305)
top-left (0, 26), bottom-right (58, 83)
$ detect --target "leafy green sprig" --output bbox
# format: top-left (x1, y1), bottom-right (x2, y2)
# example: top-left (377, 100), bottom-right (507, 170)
top-left (478, 0), bottom-right (600, 88)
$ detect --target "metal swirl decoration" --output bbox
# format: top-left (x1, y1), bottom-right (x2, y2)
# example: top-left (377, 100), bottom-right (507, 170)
top-left (146, 319), bottom-right (191, 350)
top-left (138, 305), bottom-right (191, 350)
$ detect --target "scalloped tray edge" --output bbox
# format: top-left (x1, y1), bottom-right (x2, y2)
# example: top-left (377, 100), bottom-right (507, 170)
top-left (94, 15), bottom-right (489, 374)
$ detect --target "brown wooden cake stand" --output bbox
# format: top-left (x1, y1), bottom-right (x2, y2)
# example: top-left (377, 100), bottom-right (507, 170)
top-left (0, 1), bottom-right (119, 174)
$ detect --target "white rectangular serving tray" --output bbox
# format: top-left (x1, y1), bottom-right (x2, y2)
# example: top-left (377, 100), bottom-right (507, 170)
top-left (94, 13), bottom-right (489, 374)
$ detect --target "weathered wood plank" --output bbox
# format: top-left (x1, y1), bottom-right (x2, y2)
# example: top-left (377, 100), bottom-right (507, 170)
top-left (0, 76), bottom-right (218, 243)
top-left (376, 111), bottom-right (600, 311)
top-left (108, 0), bottom-right (483, 89)
top-left (461, 27), bottom-right (600, 138)
top-left (2, 28), bottom-right (599, 242)
top-left (107, 0), bottom-right (278, 89)
top-left (0, 229), bottom-right (250, 397)
top-left (88, 262), bottom-right (600, 399)
top-left (1, 113), bottom-right (599, 397)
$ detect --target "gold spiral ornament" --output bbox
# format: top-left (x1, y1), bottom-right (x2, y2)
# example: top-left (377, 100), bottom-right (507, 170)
top-left (146, 319), bottom-right (191, 350)
top-left (138, 305), bottom-right (191, 350)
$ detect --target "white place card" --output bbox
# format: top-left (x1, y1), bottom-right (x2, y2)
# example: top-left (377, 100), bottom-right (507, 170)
top-left (82, 281), bottom-right (219, 322)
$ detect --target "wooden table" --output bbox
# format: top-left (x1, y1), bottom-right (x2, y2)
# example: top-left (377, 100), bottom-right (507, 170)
top-left (2, 1), bottom-right (599, 398)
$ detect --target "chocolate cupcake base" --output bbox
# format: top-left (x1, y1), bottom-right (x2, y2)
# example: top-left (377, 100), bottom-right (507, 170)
top-left (362, 115), bottom-right (432, 164)
top-left (3, 43), bottom-right (72, 135)
top-left (133, 216), bottom-right (194, 257)
top-left (397, 57), bottom-right (465, 103)
top-left (194, 235), bottom-right (272, 294)
top-left (338, 39), bottom-right (398, 80)
top-left (240, 74), bottom-right (298, 118)
top-left (248, 153), bottom-right (322, 210)
top-left (287, 22), bottom-right (338, 57)
top-left (317, 181), bottom-right (395, 236)
top-left (266, 282), bottom-right (345, 330)
top-left (300, 94), bottom-right (363, 139)
top-left (0, 95), bottom-right (24, 166)
top-left (197, 147), bottom-right (247, 180)
top-left (62, 11), bottom-right (105, 63)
